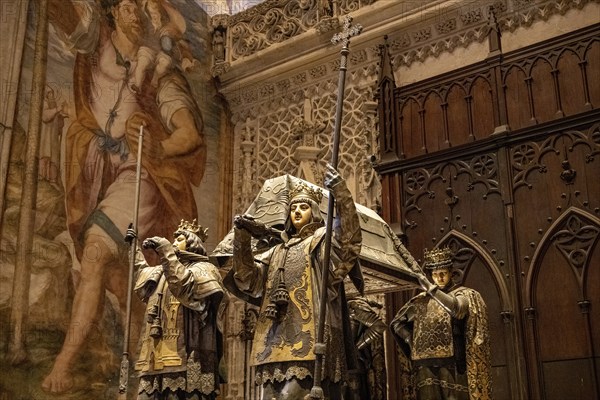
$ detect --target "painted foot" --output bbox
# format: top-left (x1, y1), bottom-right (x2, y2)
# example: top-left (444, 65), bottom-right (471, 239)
top-left (41, 366), bottom-right (74, 394)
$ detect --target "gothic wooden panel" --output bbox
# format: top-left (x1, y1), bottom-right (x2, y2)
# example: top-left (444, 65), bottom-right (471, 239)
top-left (400, 98), bottom-right (424, 158)
top-left (446, 84), bottom-right (470, 146)
top-left (535, 245), bottom-right (588, 360)
top-left (381, 173), bottom-right (402, 224)
top-left (542, 358), bottom-right (597, 400)
top-left (589, 245), bottom-right (600, 353)
top-left (504, 66), bottom-right (531, 130)
top-left (423, 92), bottom-right (445, 153)
top-left (532, 235), bottom-right (599, 400)
top-left (586, 40), bottom-right (600, 108)
top-left (470, 77), bottom-right (495, 139)
top-left (377, 24), bottom-right (600, 400)
top-left (556, 49), bottom-right (587, 116)
top-left (530, 58), bottom-right (557, 123)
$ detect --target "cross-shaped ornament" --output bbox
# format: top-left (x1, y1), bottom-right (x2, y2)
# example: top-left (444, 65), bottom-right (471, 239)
top-left (307, 15), bottom-right (364, 400)
top-left (331, 15), bottom-right (363, 49)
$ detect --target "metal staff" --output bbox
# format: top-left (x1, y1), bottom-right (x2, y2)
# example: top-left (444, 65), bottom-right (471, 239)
top-left (118, 123), bottom-right (145, 399)
top-left (309, 16), bottom-right (362, 400)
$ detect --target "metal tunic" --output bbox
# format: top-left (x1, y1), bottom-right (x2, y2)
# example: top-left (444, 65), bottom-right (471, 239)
top-left (252, 235), bottom-right (317, 366)
top-left (411, 296), bottom-right (455, 361)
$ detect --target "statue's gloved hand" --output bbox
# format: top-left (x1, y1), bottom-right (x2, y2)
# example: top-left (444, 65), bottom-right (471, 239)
top-left (324, 163), bottom-right (342, 189)
top-left (142, 236), bottom-right (170, 252)
top-left (233, 214), bottom-right (270, 238)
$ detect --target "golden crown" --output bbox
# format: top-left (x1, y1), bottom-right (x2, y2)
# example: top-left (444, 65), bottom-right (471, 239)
top-left (177, 219), bottom-right (208, 241)
top-left (423, 247), bottom-right (454, 270)
top-left (289, 182), bottom-right (323, 204)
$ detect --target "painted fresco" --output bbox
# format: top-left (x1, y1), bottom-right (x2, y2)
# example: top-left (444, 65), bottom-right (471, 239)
top-left (0, 1), bottom-right (225, 398)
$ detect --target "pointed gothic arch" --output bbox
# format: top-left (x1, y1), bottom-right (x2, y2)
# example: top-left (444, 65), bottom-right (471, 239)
top-left (525, 206), bottom-right (600, 306)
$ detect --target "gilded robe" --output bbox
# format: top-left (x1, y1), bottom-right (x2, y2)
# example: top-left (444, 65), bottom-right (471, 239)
top-left (134, 247), bottom-right (225, 398)
top-left (391, 286), bottom-right (492, 400)
top-left (226, 180), bottom-right (362, 387)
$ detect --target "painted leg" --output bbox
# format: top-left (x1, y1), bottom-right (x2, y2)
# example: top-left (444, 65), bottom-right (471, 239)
top-left (42, 231), bottom-right (115, 393)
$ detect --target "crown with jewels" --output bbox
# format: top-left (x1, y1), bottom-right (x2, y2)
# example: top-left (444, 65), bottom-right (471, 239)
top-left (289, 182), bottom-right (323, 204)
top-left (177, 219), bottom-right (208, 242)
top-left (423, 247), bottom-right (454, 270)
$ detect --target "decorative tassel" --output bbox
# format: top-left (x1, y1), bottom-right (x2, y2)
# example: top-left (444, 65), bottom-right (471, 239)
top-left (271, 268), bottom-right (290, 307)
top-left (264, 302), bottom-right (278, 320)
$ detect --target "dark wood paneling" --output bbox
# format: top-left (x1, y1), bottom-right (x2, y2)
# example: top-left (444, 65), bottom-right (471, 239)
top-left (423, 92), bottom-right (445, 152)
top-left (530, 58), bottom-right (557, 123)
top-left (586, 41), bottom-right (600, 108)
top-left (505, 66), bottom-right (532, 130)
top-left (446, 84), bottom-right (470, 146)
top-left (377, 24), bottom-right (600, 400)
top-left (557, 49), bottom-right (587, 116)
top-left (400, 98), bottom-right (424, 158)
top-left (470, 77), bottom-right (495, 139)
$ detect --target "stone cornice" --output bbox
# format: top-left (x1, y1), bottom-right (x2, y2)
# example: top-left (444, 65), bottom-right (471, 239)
top-left (217, 0), bottom-right (597, 114)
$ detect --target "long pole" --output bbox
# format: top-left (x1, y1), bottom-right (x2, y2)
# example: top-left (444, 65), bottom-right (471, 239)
top-left (118, 123), bottom-right (145, 399)
top-left (309, 16), bottom-right (362, 400)
top-left (8, 0), bottom-right (48, 365)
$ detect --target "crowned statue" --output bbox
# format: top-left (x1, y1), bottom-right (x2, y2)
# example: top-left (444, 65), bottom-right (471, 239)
top-left (390, 247), bottom-right (492, 400)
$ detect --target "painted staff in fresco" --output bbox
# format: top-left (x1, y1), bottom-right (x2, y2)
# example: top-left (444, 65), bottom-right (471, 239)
top-left (42, 0), bottom-right (206, 393)
top-left (390, 247), bottom-right (492, 400)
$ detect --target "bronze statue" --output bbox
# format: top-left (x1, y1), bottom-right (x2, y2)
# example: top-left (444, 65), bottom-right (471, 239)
top-left (390, 247), bottom-right (492, 400)
top-left (134, 220), bottom-right (225, 400)
top-left (226, 165), bottom-right (362, 400)
top-left (346, 296), bottom-right (387, 400)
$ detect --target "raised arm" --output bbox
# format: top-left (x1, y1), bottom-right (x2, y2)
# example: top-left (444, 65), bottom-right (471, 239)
top-left (324, 164), bottom-right (361, 280)
top-left (230, 215), bottom-right (269, 297)
top-left (141, 236), bottom-right (221, 312)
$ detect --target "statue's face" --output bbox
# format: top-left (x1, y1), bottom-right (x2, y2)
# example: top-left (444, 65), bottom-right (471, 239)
top-left (173, 234), bottom-right (187, 251)
top-left (290, 201), bottom-right (312, 230)
top-left (431, 267), bottom-right (452, 289)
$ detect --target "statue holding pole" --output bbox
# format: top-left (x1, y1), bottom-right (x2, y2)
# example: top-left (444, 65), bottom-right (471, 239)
top-left (226, 164), bottom-right (362, 400)
top-left (221, 15), bottom-right (364, 400)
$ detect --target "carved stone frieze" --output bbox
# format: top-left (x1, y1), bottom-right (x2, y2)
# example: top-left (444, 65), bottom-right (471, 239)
top-left (460, 9), bottom-right (483, 25)
top-left (339, 0), bottom-right (376, 14)
top-left (228, 0), bottom-right (321, 61)
top-left (435, 18), bottom-right (457, 35)
top-left (314, 16), bottom-right (341, 35)
top-left (412, 27), bottom-right (432, 43)
top-left (309, 64), bottom-right (327, 79)
top-left (213, 0), bottom-right (594, 80)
